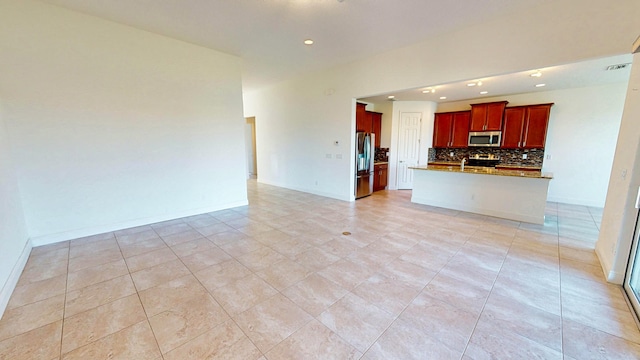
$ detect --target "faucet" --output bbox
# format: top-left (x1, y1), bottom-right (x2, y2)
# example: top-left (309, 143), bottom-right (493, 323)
top-left (461, 158), bottom-right (466, 171)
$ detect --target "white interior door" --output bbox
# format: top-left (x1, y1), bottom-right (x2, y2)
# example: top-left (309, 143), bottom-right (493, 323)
top-left (397, 112), bottom-right (421, 189)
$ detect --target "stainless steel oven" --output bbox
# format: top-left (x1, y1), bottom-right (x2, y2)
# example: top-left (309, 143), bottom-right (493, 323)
top-left (468, 131), bottom-right (501, 147)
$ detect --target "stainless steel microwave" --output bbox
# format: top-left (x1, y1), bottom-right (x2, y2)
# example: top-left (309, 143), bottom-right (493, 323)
top-left (468, 131), bottom-right (501, 147)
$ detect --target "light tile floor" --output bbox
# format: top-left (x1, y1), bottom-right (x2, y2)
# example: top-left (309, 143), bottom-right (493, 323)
top-left (1, 180), bottom-right (639, 359)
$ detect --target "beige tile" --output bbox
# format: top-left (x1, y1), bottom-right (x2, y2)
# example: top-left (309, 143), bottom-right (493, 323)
top-left (423, 272), bottom-right (491, 314)
top-left (464, 319), bottom-right (562, 359)
top-left (66, 259), bottom-right (129, 292)
top-left (69, 238), bottom-right (120, 259)
top-left (562, 318), bottom-right (640, 360)
top-left (400, 292), bottom-right (479, 352)
top-left (17, 257), bottom-right (68, 286)
top-left (130, 258), bottom-right (191, 291)
top-left (318, 237), bottom-right (361, 258)
top-left (481, 292), bottom-right (562, 351)
top-left (194, 259), bottom-right (253, 291)
top-left (492, 266), bottom-right (561, 316)
top-left (234, 294), bottom-right (313, 353)
top-left (30, 242), bottom-right (69, 257)
top-left (318, 293), bottom-right (395, 352)
top-left (115, 228), bottom-right (158, 244)
top-left (399, 242), bottom-right (456, 272)
top-left (560, 257), bottom-right (606, 283)
top-left (7, 274), bottom-right (66, 310)
top-left (317, 259), bottom-right (375, 291)
top-left (352, 273), bottom-right (419, 316)
top-left (161, 229), bottom-right (204, 246)
top-left (237, 247), bottom-right (286, 271)
top-left (62, 294), bottom-right (146, 354)
top-left (70, 232), bottom-right (115, 246)
top-left (138, 274), bottom-right (209, 317)
top-left (559, 244), bottom-right (599, 265)
top-left (295, 247), bottom-right (340, 271)
top-left (65, 275), bottom-right (136, 317)
top-left (153, 222), bottom-right (193, 237)
top-left (0, 320), bottom-right (62, 360)
top-left (118, 237), bottom-right (167, 258)
top-left (61, 321), bottom-right (161, 360)
top-left (195, 223), bottom-right (236, 237)
top-left (113, 224), bottom-right (153, 237)
top-left (67, 247), bottom-right (123, 273)
top-left (364, 318), bottom-right (462, 360)
top-left (149, 295), bottom-right (229, 354)
top-left (164, 320), bottom-right (261, 360)
top-left (0, 294), bottom-right (64, 342)
top-left (378, 258), bottom-right (437, 291)
top-left (256, 259), bottom-right (311, 291)
top-left (125, 247), bottom-right (177, 273)
top-left (207, 230), bottom-right (250, 246)
top-left (182, 214), bottom-right (221, 228)
top-left (267, 319), bottom-right (361, 360)
top-left (179, 247), bottom-right (231, 272)
top-left (211, 274), bottom-right (277, 315)
top-left (282, 273), bottom-right (348, 317)
top-left (170, 237), bottom-right (217, 258)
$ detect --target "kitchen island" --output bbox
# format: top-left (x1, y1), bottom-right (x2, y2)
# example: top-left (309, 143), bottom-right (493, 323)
top-left (410, 164), bottom-right (553, 224)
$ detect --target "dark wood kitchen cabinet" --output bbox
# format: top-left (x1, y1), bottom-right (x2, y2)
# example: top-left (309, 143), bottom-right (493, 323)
top-left (356, 103), bottom-right (382, 147)
top-left (373, 163), bottom-right (388, 191)
top-left (501, 103), bottom-right (553, 149)
top-left (433, 111), bottom-right (470, 148)
top-left (371, 112), bottom-right (382, 147)
top-left (470, 101), bottom-right (508, 131)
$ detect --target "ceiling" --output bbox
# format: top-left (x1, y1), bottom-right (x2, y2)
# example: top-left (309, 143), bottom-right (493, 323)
top-left (359, 54), bottom-right (633, 104)
top-left (39, 0), bottom-right (557, 92)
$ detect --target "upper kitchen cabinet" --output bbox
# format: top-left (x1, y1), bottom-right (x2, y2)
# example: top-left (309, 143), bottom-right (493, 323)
top-left (470, 101), bottom-right (508, 131)
top-left (433, 111), bottom-right (470, 148)
top-left (355, 103), bottom-right (383, 147)
top-left (356, 103), bottom-right (371, 132)
top-left (371, 112), bottom-right (382, 147)
top-left (502, 103), bottom-right (553, 149)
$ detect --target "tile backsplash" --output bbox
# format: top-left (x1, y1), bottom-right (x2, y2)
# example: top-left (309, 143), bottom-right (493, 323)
top-left (375, 147), bottom-right (389, 162)
top-left (433, 148), bottom-right (544, 167)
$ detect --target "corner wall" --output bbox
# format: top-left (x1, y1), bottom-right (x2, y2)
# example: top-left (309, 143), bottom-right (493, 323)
top-left (0, 102), bottom-right (30, 316)
top-left (596, 47), bottom-right (640, 283)
top-left (0, 0), bottom-right (248, 245)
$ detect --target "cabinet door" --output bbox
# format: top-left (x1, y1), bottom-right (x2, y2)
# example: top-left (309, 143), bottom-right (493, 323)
top-left (502, 107), bottom-right (525, 148)
top-left (373, 164), bottom-right (381, 191)
top-left (379, 165), bottom-right (388, 189)
top-left (450, 111), bottom-right (470, 147)
top-left (469, 105), bottom-right (487, 131)
top-left (371, 112), bottom-right (382, 147)
top-left (433, 113), bottom-right (453, 148)
top-left (356, 103), bottom-right (367, 132)
top-left (485, 102), bottom-right (507, 131)
top-left (523, 104), bottom-right (552, 148)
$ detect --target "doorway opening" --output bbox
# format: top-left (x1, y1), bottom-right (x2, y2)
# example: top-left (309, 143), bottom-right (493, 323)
top-left (245, 117), bottom-right (257, 179)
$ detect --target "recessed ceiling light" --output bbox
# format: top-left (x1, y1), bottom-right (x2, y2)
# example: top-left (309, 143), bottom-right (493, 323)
top-left (304, 39), bottom-right (314, 45)
top-left (467, 83), bottom-right (476, 87)
top-left (422, 88), bottom-right (436, 94)
top-left (387, 95), bottom-right (395, 99)
top-left (480, 91), bottom-right (488, 95)
top-left (530, 71), bottom-right (542, 77)
top-left (535, 83), bottom-right (546, 87)
top-left (439, 96), bottom-right (447, 100)
top-left (477, 81), bottom-right (483, 86)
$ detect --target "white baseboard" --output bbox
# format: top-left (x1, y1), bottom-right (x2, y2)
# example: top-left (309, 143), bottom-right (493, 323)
top-left (0, 239), bottom-right (32, 318)
top-left (30, 200), bottom-right (248, 247)
top-left (595, 241), bottom-right (625, 284)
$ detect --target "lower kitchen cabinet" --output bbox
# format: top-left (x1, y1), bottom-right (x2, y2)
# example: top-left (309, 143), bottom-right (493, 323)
top-left (373, 163), bottom-right (388, 191)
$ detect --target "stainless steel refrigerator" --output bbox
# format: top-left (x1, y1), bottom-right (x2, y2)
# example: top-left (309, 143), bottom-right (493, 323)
top-left (355, 132), bottom-right (374, 199)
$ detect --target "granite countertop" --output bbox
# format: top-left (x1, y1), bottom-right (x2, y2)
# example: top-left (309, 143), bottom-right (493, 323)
top-left (413, 164), bottom-right (553, 179)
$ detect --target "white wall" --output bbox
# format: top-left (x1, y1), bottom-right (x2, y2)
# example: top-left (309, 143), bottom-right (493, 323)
top-left (436, 83), bottom-right (628, 207)
top-left (244, 0), bottom-right (640, 201)
top-left (597, 48), bottom-right (640, 283)
top-left (0, 102), bottom-right (30, 316)
top-left (0, 0), bottom-right (248, 245)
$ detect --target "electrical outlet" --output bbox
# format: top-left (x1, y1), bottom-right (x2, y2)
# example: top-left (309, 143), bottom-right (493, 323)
top-left (450, 152), bottom-right (454, 157)
top-left (325, 154), bottom-right (332, 159)
top-left (522, 154), bottom-right (528, 159)
top-left (546, 154), bottom-right (552, 160)
top-left (335, 154), bottom-right (342, 159)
